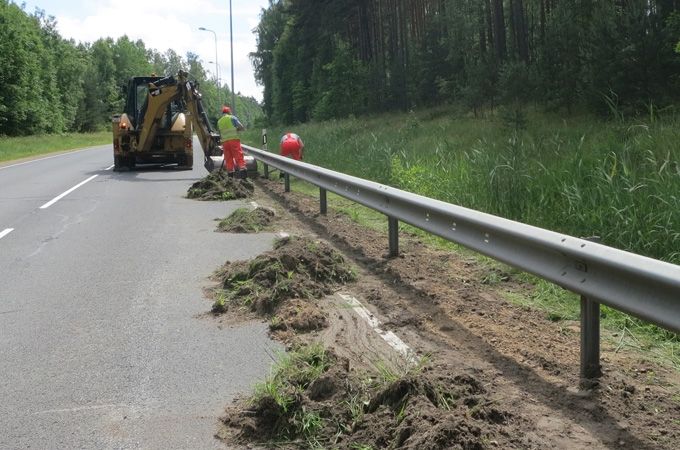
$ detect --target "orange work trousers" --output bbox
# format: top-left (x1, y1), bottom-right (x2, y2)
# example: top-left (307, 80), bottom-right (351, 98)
top-left (222, 139), bottom-right (245, 172)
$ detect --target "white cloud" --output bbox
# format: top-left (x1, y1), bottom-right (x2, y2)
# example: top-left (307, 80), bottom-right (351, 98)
top-left (49, 0), bottom-right (269, 101)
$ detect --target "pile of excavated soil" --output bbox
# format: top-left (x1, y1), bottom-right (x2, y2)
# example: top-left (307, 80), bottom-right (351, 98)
top-left (187, 171), bottom-right (254, 200)
top-left (212, 236), bottom-right (355, 325)
top-left (219, 350), bottom-right (528, 449)
top-left (217, 206), bottom-right (276, 233)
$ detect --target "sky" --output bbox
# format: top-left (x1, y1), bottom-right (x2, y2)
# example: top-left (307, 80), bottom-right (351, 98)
top-left (20, 0), bottom-right (270, 101)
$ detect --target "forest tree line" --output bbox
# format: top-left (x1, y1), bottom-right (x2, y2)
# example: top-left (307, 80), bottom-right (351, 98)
top-left (252, 0), bottom-right (680, 124)
top-left (0, 0), bottom-right (260, 137)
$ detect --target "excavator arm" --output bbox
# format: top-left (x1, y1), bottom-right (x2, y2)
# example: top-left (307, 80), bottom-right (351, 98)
top-left (175, 72), bottom-right (224, 172)
top-left (135, 76), bottom-right (181, 153)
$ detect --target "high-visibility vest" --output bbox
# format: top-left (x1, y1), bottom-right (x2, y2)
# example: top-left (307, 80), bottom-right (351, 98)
top-left (217, 115), bottom-right (239, 141)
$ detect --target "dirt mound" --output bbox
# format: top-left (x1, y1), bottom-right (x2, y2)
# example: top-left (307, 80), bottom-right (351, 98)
top-left (270, 298), bottom-right (328, 334)
top-left (217, 206), bottom-right (276, 233)
top-left (211, 236), bottom-right (355, 319)
top-left (186, 171), bottom-right (254, 200)
top-left (219, 346), bottom-right (521, 449)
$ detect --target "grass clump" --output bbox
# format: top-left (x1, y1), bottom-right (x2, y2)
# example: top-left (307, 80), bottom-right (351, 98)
top-left (226, 343), bottom-right (332, 445)
top-left (217, 206), bottom-right (276, 233)
top-left (212, 236), bottom-right (356, 315)
top-left (187, 171), bottom-right (254, 200)
top-left (211, 291), bottom-right (228, 314)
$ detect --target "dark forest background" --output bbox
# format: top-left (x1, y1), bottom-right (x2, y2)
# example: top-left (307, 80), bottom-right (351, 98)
top-left (251, 0), bottom-right (680, 124)
top-left (3, 0), bottom-right (679, 134)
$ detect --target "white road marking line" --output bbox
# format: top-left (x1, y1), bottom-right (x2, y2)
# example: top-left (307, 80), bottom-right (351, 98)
top-left (338, 293), bottom-right (416, 363)
top-left (0, 228), bottom-right (14, 240)
top-left (40, 175), bottom-right (98, 209)
top-left (0, 147), bottom-right (98, 171)
top-left (105, 164), bottom-right (114, 170)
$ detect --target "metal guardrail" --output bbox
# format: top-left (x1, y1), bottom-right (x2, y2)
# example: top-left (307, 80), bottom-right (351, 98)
top-left (243, 144), bottom-right (680, 379)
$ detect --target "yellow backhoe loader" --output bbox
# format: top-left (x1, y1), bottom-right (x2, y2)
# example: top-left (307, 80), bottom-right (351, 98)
top-left (111, 70), bottom-right (255, 174)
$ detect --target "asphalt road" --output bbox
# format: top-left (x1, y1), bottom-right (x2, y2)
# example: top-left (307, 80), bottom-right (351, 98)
top-left (0, 145), bottom-right (280, 448)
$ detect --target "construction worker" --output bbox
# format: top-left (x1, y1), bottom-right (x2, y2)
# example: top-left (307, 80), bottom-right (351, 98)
top-left (280, 132), bottom-right (304, 161)
top-left (217, 106), bottom-right (247, 178)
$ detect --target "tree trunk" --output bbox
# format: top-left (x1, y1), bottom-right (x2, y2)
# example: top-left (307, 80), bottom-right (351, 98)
top-left (480, 2), bottom-right (488, 55)
top-left (540, 0), bottom-right (546, 44)
top-left (514, 0), bottom-right (529, 63)
top-left (492, 0), bottom-right (507, 63)
top-left (486, 0), bottom-right (495, 58)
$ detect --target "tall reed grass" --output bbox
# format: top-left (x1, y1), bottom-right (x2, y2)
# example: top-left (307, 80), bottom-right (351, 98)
top-left (246, 108), bottom-right (680, 264)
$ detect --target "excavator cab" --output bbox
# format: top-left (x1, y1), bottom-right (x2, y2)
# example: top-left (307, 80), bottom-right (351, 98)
top-left (126, 76), bottom-right (160, 128)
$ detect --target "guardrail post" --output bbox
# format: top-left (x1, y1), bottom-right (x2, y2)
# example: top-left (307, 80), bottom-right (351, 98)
top-left (388, 217), bottom-right (399, 257)
top-left (284, 173), bottom-right (290, 192)
top-left (263, 163), bottom-right (269, 179)
top-left (580, 236), bottom-right (602, 382)
top-left (320, 188), bottom-right (327, 215)
top-left (580, 295), bottom-right (602, 380)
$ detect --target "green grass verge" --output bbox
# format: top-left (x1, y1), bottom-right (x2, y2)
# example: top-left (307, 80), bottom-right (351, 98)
top-left (0, 131), bottom-right (110, 163)
top-left (266, 174), bottom-right (680, 369)
top-left (243, 108), bottom-right (680, 265)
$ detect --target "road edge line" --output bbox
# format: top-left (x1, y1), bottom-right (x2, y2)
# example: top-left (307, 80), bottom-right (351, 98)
top-left (338, 292), bottom-right (417, 364)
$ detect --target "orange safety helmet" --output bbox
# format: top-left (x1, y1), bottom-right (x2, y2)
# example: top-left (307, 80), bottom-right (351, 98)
top-left (222, 106), bottom-right (231, 114)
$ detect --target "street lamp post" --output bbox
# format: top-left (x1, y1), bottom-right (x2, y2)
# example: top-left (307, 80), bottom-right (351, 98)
top-left (229, 0), bottom-right (235, 114)
top-left (198, 27), bottom-right (219, 85)
top-left (207, 61), bottom-right (218, 84)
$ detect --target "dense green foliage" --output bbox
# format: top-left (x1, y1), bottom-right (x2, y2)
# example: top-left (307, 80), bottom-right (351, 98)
top-left (252, 0), bottom-right (680, 123)
top-left (244, 107), bottom-right (680, 264)
top-left (247, 0), bottom-right (680, 263)
top-left (0, 1), bottom-right (262, 137)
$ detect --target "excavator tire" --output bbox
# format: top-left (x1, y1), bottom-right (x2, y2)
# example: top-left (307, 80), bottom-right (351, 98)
top-left (113, 155), bottom-right (128, 172)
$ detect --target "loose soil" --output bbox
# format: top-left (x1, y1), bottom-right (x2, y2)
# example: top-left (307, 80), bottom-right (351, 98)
top-left (187, 171), bottom-right (254, 200)
top-left (210, 235), bottom-right (355, 322)
top-left (216, 206), bottom-right (276, 233)
top-left (213, 177), bottom-right (680, 449)
top-left (221, 349), bottom-right (531, 449)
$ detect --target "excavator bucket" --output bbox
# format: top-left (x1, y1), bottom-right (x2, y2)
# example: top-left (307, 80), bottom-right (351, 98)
top-left (204, 154), bottom-right (257, 175)
top-left (204, 156), bottom-right (225, 173)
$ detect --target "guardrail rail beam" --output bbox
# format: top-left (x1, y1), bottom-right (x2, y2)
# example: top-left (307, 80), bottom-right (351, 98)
top-left (243, 144), bottom-right (680, 383)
